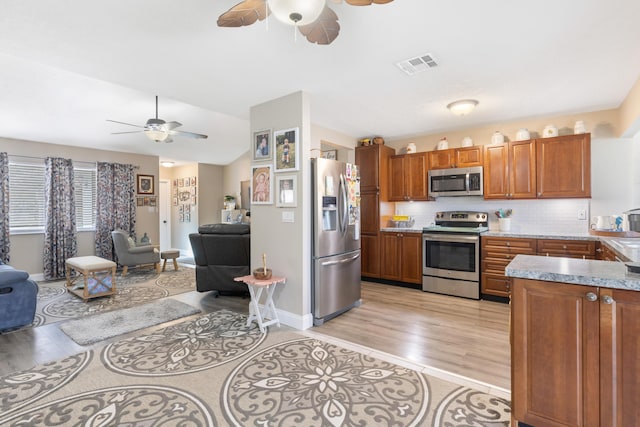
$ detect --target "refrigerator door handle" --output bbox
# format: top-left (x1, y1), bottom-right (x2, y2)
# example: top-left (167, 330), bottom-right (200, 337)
top-left (339, 173), bottom-right (348, 235)
top-left (320, 252), bottom-right (361, 266)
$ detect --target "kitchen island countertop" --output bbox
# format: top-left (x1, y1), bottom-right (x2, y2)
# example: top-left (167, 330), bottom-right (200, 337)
top-left (506, 254), bottom-right (640, 291)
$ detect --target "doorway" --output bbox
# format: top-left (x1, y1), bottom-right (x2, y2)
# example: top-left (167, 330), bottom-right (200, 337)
top-left (159, 180), bottom-right (171, 250)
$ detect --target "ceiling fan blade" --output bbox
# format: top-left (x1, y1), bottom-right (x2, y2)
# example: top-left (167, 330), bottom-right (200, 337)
top-left (345, 0), bottom-right (393, 5)
top-left (106, 119), bottom-right (145, 128)
top-left (111, 130), bottom-right (144, 135)
top-left (164, 121), bottom-right (182, 130)
top-left (217, 0), bottom-right (268, 27)
top-left (170, 130), bottom-right (209, 139)
top-left (299, 6), bottom-right (340, 45)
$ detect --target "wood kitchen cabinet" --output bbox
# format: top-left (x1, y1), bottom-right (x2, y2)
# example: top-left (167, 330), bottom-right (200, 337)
top-left (380, 231), bottom-right (422, 284)
top-left (537, 133), bottom-right (591, 198)
top-left (537, 239), bottom-right (596, 259)
top-left (427, 146), bottom-right (483, 170)
top-left (480, 236), bottom-right (536, 298)
top-left (388, 152), bottom-right (429, 201)
top-left (512, 278), bottom-right (640, 426)
top-left (483, 140), bottom-right (536, 199)
top-left (356, 144), bottom-right (395, 279)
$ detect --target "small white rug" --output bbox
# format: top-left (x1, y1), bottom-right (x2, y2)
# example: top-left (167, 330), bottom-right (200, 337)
top-left (60, 299), bottom-right (201, 345)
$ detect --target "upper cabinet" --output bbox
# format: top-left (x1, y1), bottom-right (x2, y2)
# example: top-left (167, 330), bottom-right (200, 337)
top-left (484, 140), bottom-right (537, 199)
top-left (388, 152), bottom-right (429, 201)
top-left (537, 133), bottom-right (591, 198)
top-left (428, 146), bottom-right (483, 170)
top-left (484, 133), bottom-right (591, 200)
top-left (357, 144), bottom-right (395, 193)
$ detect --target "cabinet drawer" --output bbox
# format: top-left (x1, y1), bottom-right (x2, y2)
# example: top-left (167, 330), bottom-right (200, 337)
top-left (537, 239), bottom-right (596, 258)
top-left (482, 237), bottom-right (537, 254)
top-left (482, 258), bottom-right (511, 274)
top-left (481, 273), bottom-right (511, 297)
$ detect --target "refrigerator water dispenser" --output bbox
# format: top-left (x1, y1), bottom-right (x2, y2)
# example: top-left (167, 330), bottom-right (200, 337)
top-left (322, 196), bottom-right (337, 231)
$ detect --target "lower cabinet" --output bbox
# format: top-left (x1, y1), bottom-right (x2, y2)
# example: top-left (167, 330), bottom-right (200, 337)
top-left (360, 234), bottom-right (381, 278)
top-left (512, 278), bottom-right (640, 426)
top-left (380, 231), bottom-right (422, 284)
top-left (481, 236), bottom-right (536, 298)
top-left (537, 239), bottom-right (596, 259)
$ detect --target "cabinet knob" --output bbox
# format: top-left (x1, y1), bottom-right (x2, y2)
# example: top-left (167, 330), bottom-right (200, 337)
top-left (538, 192), bottom-right (542, 197)
top-left (563, 245), bottom-right (567, 249)
top-left (585, 292), bottom-right (598, 302)
top-left (602, 295), bottom-right (615, 305)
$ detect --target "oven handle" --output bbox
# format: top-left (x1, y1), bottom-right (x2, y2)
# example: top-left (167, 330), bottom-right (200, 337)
top-left (422, 233), bottom-right (479, 244)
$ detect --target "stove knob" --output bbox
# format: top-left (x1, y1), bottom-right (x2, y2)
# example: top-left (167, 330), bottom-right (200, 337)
top-left (476, 214), bottom-right (480, 219)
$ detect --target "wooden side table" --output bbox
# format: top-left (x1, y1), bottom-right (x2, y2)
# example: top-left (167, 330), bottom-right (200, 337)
top-left (160, 249), bottom-right (180, 272)
top-left (234, 275), bottom-right (286, 333)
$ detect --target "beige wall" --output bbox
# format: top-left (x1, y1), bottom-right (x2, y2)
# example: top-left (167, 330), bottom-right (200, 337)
top-left (619, 76), bottom-right (640, 137)
top-left (250, 91), bottom-right (311, 328)
top-left (198, 163), bottom-right (224, 225)
top-left (223, 151), bottom-right (251, 210)
top-left (0, 136), bottom-right (159, 275)
top-left (312, 124), bottom-right (358, 163)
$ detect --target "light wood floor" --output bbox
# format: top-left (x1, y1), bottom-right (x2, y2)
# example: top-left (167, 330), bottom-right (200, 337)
top-left (0, 281), bottom-right (511, 390)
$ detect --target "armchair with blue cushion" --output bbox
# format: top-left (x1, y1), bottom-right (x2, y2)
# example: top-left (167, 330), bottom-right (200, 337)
top-left (111, 230), bottom-right (160, 275)
top-left (0, 262), bottom-right (39, 331)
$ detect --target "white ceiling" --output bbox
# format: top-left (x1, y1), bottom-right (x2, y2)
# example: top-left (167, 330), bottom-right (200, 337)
top-left (1, 0), bottom-right (639, 166)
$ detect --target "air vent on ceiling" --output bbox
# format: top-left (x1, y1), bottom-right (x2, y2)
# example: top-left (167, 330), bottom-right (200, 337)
top-left (396, 53), bottom-right (438, 76)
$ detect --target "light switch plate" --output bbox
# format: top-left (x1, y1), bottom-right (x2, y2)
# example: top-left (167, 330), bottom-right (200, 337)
top-left (282, 211), bottom-right (295, 223)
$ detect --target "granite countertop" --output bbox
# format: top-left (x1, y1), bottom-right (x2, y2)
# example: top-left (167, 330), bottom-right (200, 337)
top-left (506, 254), bottom-right (640, 291)
top-left (380, 227), bottom-right (423, 233)
top-left (481, 231), bottom-right (597, 240)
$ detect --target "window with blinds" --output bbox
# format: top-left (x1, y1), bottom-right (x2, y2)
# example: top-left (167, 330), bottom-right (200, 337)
top-left (8, 159), bottom-right (97, 232)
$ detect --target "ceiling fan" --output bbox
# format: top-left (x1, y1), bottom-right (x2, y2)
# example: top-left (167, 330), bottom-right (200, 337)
top-left (217, 0), bottom-right (394, 45)
top-left (107, 96), bottom-right (208, 143)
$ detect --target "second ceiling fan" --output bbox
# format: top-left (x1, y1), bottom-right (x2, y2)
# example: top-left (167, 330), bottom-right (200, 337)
top-left (107, 96), bottom-right (208, 143)
top-left (217, 0), bottom-right (394, 45)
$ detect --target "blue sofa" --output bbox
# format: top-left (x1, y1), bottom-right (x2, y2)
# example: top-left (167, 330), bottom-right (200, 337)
top-left (0, 262), bottom-right (38, 331)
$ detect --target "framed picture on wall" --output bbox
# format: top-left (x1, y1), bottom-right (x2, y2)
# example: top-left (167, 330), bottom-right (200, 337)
top-left (274, 127), bottom-right (299, 172)
top-left (251, 165), bottom-right (272, 205)
top-left (137, 174), bottom-right (154, 194)
top-left (275, 174), bottom-right (297, 207)
top-left (321, 150), bottom-right (337, 160)
top-left (253, 129), bottom-right (272, 161)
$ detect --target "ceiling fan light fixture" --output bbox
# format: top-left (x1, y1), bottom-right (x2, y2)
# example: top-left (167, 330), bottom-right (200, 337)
top-left (144, 129), bottom-right (170, 142)
top-left (267, 0), bottom-right (325, 26)
top-left (447, 99), bottom-right (479, 116)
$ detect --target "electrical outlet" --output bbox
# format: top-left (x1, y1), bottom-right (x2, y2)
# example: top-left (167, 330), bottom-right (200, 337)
top-left (577, 209), bottom-right (587, 220)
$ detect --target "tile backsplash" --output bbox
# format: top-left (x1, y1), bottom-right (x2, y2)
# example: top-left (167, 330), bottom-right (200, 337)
top-left (396, 197), bottom-right (591, 235)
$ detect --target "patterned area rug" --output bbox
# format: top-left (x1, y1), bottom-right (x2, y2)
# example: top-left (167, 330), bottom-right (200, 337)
top-left (26, 266), bottom-right (196, 329)
top-left (0, 310), bottom-right (512, 426)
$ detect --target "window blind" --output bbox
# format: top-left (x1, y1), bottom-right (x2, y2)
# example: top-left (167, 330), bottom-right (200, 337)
top-left (8, 162), bottom-right (46, 230)
top-left (74, 167), bottom-right (96, 229)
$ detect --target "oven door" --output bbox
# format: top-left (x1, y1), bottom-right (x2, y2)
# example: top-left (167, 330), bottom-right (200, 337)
top-left (422, 232), bottom-right (479, 282)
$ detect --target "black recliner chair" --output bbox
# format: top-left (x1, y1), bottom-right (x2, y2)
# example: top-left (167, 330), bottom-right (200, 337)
top-left (188, 223), bottom-right (250, 295)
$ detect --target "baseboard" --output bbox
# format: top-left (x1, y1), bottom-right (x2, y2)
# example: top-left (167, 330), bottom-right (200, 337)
top-left (255, 305), bottom-right (313, 331)
top-left (29, 273), bottom-right (45, 282)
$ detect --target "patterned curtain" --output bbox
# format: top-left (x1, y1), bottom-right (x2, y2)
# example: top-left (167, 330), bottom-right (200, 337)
top-left (95, 162), bottom-right (137, 260)
top-left (43, 157), bottom-right (77, 280)
top-left (0, 152), bottom-right (9, 264)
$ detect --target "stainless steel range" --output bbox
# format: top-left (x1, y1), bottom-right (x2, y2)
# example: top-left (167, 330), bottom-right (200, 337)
top-left (422, 211), bottom-right (488, 299)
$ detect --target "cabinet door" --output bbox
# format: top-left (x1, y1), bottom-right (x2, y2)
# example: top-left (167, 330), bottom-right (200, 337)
top-left (481, 273), bottom-right (511, 297)
top-left (455, 146), bottom-right (483, 167)
top-left (600, 287), bottom-right (640, 426)
top-left (388, 155), bottom-right (407, 201)
top-left (537, 134), bottom-right (591, 198)
top-left (356, 145), bottom-right (381, 192)
top-left (427, 149), bottom-right (454, 170)
top-left (512, 278), bottom-right (600, 427)
top-left (406, 152), bottom-right (428, 200)
top-left (509, 140), bottom-right (537, 199)
top-left (380, 232), bottom-right (401, 281)
top-left (401, 233), bottom-right (422, 284)
top-left (359, 192), bottom-right (379, 234)
top-left (360, 234), bottom-right (380, 278)
top-left (483, 144), bottom-right (509, 199)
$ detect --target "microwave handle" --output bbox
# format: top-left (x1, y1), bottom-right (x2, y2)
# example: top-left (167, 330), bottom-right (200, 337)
top-left (465, 172), bottom-right (470, 194)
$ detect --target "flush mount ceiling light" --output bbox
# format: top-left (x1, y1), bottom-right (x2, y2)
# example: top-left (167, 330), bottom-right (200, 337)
top-left (447, 99), bottom-right (479, 116)
top-left (160, 161), bottom-right (175, 168)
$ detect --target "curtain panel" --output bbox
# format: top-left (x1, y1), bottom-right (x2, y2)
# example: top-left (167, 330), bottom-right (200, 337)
top-left (43, 157), bottom-right (77, 280)
top-left (95, 162), bottom-right (136, 260)
top-left (0, 152), bottom-right (9, 263)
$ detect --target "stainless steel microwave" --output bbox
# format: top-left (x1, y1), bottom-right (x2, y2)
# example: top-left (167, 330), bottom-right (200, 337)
top-left (428, 166), bottom-right (483, 197)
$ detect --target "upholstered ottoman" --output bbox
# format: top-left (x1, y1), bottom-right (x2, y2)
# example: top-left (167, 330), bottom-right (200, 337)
top-left (161, 249), bottom-right (180, 272)
top-left (65, 256), bottom-right (117, 301)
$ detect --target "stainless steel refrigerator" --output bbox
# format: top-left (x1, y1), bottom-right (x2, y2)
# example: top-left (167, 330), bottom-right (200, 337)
top-left (311, 158), bottom-right (361, 325)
